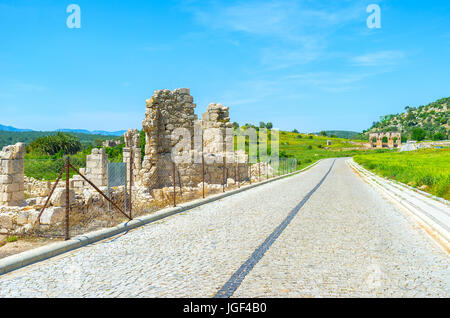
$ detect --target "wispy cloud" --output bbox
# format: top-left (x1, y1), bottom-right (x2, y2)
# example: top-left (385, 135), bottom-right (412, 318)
top-left (183, 0), bottom-right (366, 69)
top-left (351, 51), bottom-right (405, 66)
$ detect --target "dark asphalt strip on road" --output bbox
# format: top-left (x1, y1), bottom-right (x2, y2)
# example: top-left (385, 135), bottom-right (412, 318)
top-left (214, 159), bottom-right (336, 298)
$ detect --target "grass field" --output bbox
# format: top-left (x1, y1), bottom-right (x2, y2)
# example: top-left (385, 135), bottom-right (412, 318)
top-left (277, 131), bottom-right (393, 170)
top-left (354, 148), bottom-right (450, 200)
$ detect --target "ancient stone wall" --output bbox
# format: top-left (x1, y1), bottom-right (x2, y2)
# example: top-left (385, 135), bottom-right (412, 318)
top-left (140, 88), bottom-right (197, 187)
top-left (0, 143), bottom-right (25, 207)
top-left (138, 89), bottom-right (248, 188)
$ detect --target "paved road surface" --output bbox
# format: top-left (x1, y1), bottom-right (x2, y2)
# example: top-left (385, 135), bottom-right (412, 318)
top-left (0, 158), bottom-right (448, 297)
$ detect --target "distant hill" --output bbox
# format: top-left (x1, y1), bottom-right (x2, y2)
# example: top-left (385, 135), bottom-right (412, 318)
top-left (56, 129), bottom-right (126, 136)
top-left (0, 124), bottom-right (33, 132)
top-left (365, 97), bottom-right (449, 140)
top-left (0, 124), bottom-right (126, 137)
top-left (0, 131), bottom-right (122, 148)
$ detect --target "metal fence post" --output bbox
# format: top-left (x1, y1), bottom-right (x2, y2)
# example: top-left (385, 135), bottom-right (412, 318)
top-left (248, 154), bottom-right (252, 185)
top-left (266, 161), bottom-right (269, 180)
top-left (258, 159), bottom-right (261, 181)
top-left (106, 162), bottom-right (110, 213)
top-left (129, 148), bottom-right (133, 219)
top-left (124, 171), bottom-right (127, 215)
top-left (172, 161), bottom-right (176, 207)
top-left (222, 155), bottom-right (226, 193)
top-left (202, 133), bottom-right (205, 199)
top-left (65, 156), bottom-right (70, 241)
top-left (237, 162), bottom-right (240, 188)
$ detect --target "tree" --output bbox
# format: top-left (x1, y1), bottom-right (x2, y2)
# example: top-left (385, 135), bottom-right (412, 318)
top-left (320, 131), bottom-right (327, 136)
top-left (232, 122), bottom-right (240, 129)
top-left (28, 132), bottom-right (82, 156)
top-left (292, 129), bottom-right (299, 134)
top-left (259, 122), bottom-right (266, 129)
top-left (432, 132), bottom-right (445, 141)
top-left (265, 122), bottom-right (273, 129)
top-left (411, 128), bottom-right (426, 141)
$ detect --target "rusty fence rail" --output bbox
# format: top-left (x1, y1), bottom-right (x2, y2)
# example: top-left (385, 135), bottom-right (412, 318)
top-left (167, 156), bottom-right (298, 208)
top-left (26, 155), bottom-right (297, 240)
top-left (32, 157), bottom-right (132, 240)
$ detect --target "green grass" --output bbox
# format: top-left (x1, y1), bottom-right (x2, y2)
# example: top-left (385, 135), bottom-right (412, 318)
top-left (6, 236), bottom-right (18, 243)
top-left (24, 146), bottom-right (123, 181)
top-left (354, 148), bottom-right (450, 200)
top-left (277, 131), bottom-right (394, 170)
top-left (234, 130), bottom-right (394, 171)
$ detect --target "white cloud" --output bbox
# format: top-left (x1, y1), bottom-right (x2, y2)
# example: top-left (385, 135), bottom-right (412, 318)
top-left (352, 51), bottom-right (405, 66)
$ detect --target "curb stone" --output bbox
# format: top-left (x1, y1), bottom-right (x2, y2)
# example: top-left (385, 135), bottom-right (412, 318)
top-left (0, 160), bottom-right (323, 276)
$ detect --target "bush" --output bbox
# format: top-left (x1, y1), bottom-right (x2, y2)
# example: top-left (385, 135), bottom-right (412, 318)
top-left (411, 128), bottom-right (426, 141)
top-left (27, 132), bottom-right (82, 156)
top-left (433, 132), bottom-right (446, 141)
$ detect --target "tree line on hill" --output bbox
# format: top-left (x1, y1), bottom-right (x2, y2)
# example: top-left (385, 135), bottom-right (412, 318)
top-left (365, 97), bottom-right (449, 141)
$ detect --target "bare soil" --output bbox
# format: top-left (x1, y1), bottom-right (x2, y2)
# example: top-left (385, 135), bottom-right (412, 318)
top-left (0, 235), bottom-right (62, 260)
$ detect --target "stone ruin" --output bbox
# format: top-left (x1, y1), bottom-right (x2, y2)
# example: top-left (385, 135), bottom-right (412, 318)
top-left (0, 88), bottom-right (251, 235)
top-left (102, 139), bottom-right (122, 148)
top-left (138, 88), bottom-right (248, 188)
top-left (123, 129), bottom-right (142, 184)
top-left (0, 143), bottom-right (25, 207)
top-left (369, 132), bottom-right (401, 149)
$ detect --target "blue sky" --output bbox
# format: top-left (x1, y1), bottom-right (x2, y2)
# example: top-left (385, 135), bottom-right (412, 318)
top-left (1, 0), bottom-right (449, 132)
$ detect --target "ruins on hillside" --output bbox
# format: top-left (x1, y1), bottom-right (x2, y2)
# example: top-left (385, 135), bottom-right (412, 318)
top-left (369, 132), bottom-right (401, 149)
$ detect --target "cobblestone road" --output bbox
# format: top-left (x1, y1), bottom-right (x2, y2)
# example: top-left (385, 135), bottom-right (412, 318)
top-left (0, 159), bottom-right (448, 297)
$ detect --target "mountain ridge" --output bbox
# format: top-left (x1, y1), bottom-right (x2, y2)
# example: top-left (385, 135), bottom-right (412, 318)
top-left (0, 125), bottom-right (126, 136)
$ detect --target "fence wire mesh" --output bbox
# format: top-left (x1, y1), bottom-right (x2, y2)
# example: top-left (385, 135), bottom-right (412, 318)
top-left (21, 155), bottom-right (298, 240)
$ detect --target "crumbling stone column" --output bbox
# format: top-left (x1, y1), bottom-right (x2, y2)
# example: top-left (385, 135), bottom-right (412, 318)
top-left (123, 129), bottom-right (142, 184)
top-left (141, 88), bottom-right (197, 187)
top-left (0, 143), bottom-right (25, 206)
top-left (83, 148), bottom-right (108, 187)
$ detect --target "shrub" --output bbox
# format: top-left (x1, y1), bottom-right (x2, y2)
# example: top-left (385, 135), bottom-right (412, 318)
top-left (411, 128), bottom-right (426, 141)
top-left (27, 132), bottom-right (82, 156)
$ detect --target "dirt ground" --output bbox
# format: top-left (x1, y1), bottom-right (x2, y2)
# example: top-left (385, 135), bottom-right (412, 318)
top-left (0, 235), bottom-right (62, 260)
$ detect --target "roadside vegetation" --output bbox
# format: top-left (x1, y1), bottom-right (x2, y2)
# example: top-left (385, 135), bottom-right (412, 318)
top-left (354, 148), bottom-right (450, 200)
top-left (23, 132), bottom-right (123, 180)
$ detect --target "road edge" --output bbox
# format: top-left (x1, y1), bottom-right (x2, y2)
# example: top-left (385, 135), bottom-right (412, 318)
top-left (347, 158), bottom-right (450, 253)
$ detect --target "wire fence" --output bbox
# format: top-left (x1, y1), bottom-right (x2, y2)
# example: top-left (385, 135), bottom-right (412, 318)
top-left (23, 156), bottom-right (297, 240)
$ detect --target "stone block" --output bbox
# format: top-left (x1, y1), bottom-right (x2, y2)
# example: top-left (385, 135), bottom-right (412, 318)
top-left (17, 211), bottom-right (29, 225)
top-left (0, 192), bottom-right (12, 202)
top-left (50, 188), bottom-right (75, 207)
top-left (28, 210), bottom-right (40, 224)
top-left (0, 175), bottom-right (13, 184)
top-left (0, 214), bottom-right (13, 230)
top-left (0, 183), bottom-right (20, 193)
top-left (40, 207), bottom-right (65, 225)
